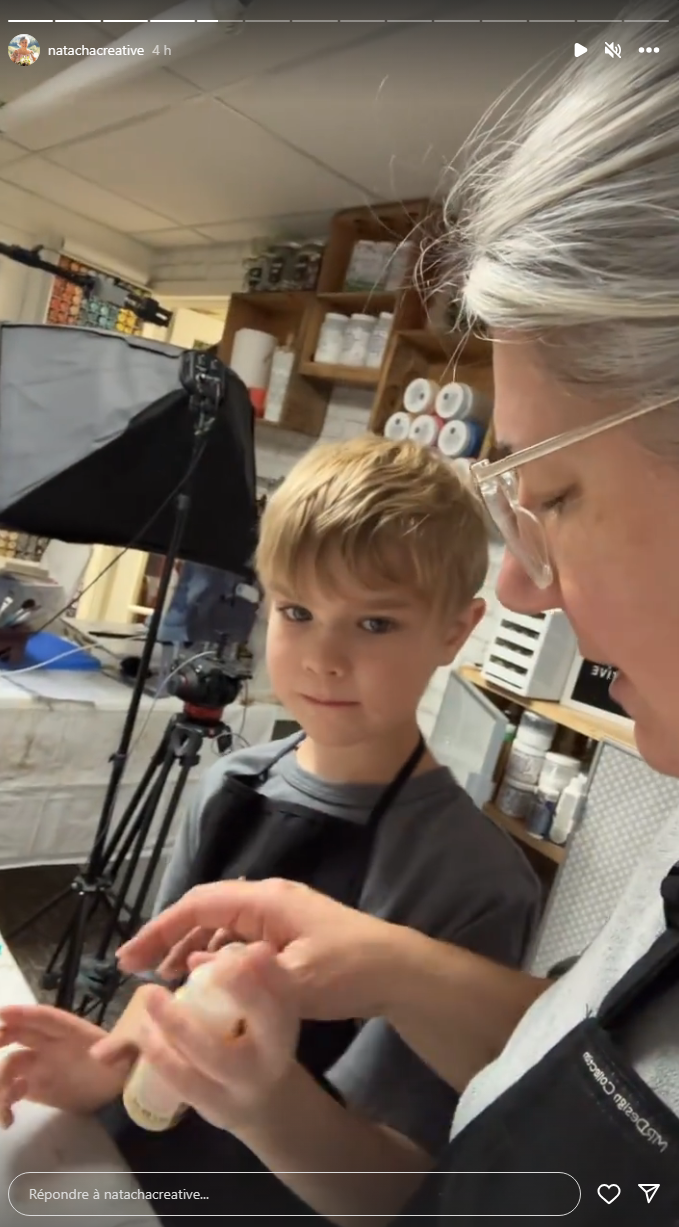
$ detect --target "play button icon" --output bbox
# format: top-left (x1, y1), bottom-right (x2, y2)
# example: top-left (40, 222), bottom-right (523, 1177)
top-left (574, 43), bottom-right (588, 57)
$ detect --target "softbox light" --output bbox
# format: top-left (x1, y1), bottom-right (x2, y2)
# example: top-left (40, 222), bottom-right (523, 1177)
top-left (0, 324), bottom-right (257, 575)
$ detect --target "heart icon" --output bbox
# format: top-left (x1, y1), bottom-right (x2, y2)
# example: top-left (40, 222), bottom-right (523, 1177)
top-left (597, 1184), bottom-right (621, 1205)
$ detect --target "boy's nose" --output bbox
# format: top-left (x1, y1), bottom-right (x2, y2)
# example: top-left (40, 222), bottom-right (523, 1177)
top-left (302, 634), bottom-right (348, 677)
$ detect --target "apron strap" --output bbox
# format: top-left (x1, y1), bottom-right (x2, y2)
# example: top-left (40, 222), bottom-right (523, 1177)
top-left (661, 860), bottom-right (679, 930)
top-left (256, 730), bottom-right (426, 833)
top-left (254, 730), bottom-right (306, 784)
top-left (599, 907), bottom-right (679, 1033)
top-left (365, 733), bottom-right (427, 832)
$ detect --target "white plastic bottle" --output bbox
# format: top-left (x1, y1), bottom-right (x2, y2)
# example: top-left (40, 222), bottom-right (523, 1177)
top-left (549, 772), bottom-right (588, 845)
top-left (123, 943), bottom-right (247, 1132)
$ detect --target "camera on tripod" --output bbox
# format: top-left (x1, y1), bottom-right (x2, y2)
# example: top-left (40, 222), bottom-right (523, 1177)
top-left (167, 653), bottom-right (246, 713)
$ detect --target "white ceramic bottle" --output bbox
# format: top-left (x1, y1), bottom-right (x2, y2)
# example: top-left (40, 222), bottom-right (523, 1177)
top-left (549, 772), bottom-right (589, 845)
top-left (122, 943), bottom-right (247, 1132)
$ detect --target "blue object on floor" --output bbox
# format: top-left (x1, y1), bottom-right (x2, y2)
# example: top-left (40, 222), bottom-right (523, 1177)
top-left (0, 631), bottom-right (101, 672)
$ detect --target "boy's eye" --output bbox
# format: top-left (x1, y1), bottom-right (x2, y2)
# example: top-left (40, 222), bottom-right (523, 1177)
top-left (361, 617), bottom-right (397, 635)
top-left (278, 604), bottom-right (311, 623)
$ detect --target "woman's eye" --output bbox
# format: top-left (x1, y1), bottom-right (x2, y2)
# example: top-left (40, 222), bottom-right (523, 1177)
top-left (278, 604), bottom-right (311, 623)
top-left (539, 491), bottom-right (571, 516)
top-left (361, 617), bottom-right (397, 634)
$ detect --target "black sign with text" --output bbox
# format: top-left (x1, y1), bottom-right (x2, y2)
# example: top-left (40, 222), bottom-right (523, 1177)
top-left (569, 659), bottom-right (627, 719)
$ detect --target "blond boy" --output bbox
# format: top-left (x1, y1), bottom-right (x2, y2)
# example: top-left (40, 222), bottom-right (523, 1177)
top-left (0, 436), bottom-right (538, 1190)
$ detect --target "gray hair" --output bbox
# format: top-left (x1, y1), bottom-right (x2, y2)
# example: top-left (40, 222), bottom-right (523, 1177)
top-left (447, 4), bottom-right (679, 450)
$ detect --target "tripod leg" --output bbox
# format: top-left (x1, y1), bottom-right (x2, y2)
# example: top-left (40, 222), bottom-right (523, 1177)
top-left (54, 882), bottom-right (94, 1010)
top-left (100, 730), bottom-right (172, 867)
top-left (127, 755), bottom-right (197, 936)
top-left (96, 757), bottom-right (175, 958)
top-left (91, 732), bottom-right (203, 1022)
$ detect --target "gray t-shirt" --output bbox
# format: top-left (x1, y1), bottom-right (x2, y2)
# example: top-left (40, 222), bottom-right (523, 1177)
top-left (155, 734), bottom-right (540, 1154)
top-left (453, 807), bottom-right (679, 1140)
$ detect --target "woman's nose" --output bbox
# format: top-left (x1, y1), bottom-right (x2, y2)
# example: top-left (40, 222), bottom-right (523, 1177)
top-left (496, 549), bottom-right (562, 616)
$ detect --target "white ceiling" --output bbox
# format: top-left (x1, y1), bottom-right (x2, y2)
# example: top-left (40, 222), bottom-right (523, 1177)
top-left (0, 1), bottom-right (624, 256)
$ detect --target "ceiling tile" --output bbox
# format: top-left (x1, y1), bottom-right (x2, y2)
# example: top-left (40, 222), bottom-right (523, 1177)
top-left (0, 138), bottom-right (29, 169)
top-left (1, 65), bottom-right (201, 150)
top-left (196, 210), bottom-right (336, 244)
top-left (48, 96), bottom-right (376, 226)
top-left (2, 156), bottom-right (179, 232)
top-left (218, 22), bottom-right (570, 199)
top-left (165, 21), bottom-right (392, 94)
top-left (133, 228), bottom-right (213, 247)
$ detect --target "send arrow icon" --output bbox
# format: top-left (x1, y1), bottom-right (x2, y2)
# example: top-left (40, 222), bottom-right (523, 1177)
top-left (639, 1184), bottom-right (660, 1204)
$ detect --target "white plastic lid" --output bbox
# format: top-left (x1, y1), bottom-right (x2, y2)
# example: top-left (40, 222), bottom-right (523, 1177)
top-left (515, 711), bottom-right (556, 753)
top-left (537, 752), bottom-right (581, 793)
top-left (349, 313), bottom-right (376, 322)
top-left (324, 312), bottom-right (349, 323)
top-left (180, 943), bottom-right (247, 1031)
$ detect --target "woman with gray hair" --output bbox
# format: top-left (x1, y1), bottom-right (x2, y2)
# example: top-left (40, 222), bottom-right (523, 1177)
top-left (115, 8), bottom-right (679, 1223)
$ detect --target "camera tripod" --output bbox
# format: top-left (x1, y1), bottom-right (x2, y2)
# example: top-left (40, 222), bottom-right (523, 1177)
top-left (8, 350), bottom-right (229, 1013)
top-left (14, 705), bottom-right (232, 1020)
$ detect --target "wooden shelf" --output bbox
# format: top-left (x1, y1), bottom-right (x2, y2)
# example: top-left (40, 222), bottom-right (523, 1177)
top-left (398, 328), bottom-right (491, 365)
top-left (228, 291), bottom-right (314, 313)
top-left (484, 803), bottom-right (566, 865)
top-left (217, 199), bottom-right (487, 438)
top-left (317, 290), bottom-right (399, 313)
top-left (299, 361), bottom-right (381, 388)
top-left (459, 665), bottom-right (637, 750)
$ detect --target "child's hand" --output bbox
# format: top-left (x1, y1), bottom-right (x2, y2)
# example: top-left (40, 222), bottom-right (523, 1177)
top-left (126, 941), bottom-right (300, 1135)
top-left (0, 1006), bottom-right (133, 1125)
top-left (155, 925), bottom-right (229, 982)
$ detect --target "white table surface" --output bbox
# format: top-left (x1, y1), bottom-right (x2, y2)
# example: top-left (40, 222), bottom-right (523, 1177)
top-left (0, 933), bottom-right (160, 1225)
top-left (0, 666), bottom-right (284, 870)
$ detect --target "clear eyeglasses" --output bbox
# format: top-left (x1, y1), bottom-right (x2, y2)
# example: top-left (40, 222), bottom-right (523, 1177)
top-left (470, 399), bottom-right (670, 589)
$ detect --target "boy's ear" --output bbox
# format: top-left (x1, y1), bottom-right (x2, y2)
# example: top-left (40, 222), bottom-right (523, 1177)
top-left (439, 598), bottom-right (486, 665)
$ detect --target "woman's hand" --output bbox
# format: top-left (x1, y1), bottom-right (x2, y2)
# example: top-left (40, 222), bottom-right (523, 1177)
top-left (116, 941), bottom-right (301, 1135)
top-left (156, 925), bottom-right (231, 982)
top-left (0, 1006), bottom-right (133, 1125)
top-left (117, 878), bottom-right (400, 1021)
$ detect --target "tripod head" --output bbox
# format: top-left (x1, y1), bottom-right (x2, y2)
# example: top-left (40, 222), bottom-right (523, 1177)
top-left (179, 349), bottom-right (227, 431)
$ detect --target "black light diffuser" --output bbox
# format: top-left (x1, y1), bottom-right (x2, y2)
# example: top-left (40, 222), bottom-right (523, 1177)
top-left (0, 324), bottom-right (257, 575)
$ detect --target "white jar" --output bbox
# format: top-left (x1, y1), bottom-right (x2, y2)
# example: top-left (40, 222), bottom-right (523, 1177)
top-left (499, 711), bottom-right (556, 790)
top-left (495, 778), bottom-right (535, 820)
top-left (365, 312), bottom-right (393, 368)
top-left (338, 313), bottom-right (375, 366)
top-left (314, 313), bottom-right (348, 364)
top-left (123, 945), bottom-right (247, 1132)
top-left (526, 753), bottom-right (582, 839)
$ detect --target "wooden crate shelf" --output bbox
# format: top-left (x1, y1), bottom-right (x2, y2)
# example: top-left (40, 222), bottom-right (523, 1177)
top-left (298, 361), bottom-right (381, 388)
top-left (216, 198), bottom-right (489, 440)
top-left (459, 665), bottom-right (637, 751)
top-left (316, 290), bottom-right (399, 313)
top-left (484, 803), bottom-right (566, 865)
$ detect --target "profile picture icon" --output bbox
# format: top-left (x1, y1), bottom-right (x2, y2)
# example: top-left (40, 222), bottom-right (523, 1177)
top-left (8, 34), bottom-right (39, 65)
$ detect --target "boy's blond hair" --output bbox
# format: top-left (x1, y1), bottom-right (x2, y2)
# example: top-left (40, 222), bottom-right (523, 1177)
top-left (256, 434), bottom-right (488, 623)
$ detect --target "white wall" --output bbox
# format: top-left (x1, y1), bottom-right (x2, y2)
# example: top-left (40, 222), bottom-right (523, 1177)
top-left (168, 307), bottom-right (225, 350)
top-left (254, 387), bottom-right (372, 490)
top-left (150, 241), bottom-right (256, 298)
top-left (0, 178), bottom-right (151, 292)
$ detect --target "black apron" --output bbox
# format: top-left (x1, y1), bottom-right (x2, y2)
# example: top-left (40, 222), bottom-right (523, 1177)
top-left (101, 732), bottom-right (425, 1220)
top-left (400, 861), bottom-right (679, 1225)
